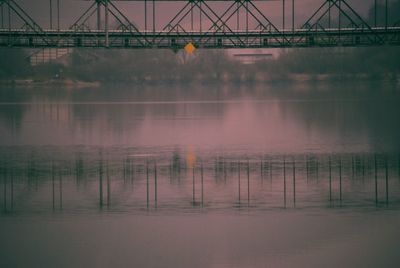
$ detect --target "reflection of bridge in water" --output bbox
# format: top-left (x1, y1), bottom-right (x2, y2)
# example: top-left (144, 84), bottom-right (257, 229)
top-left (0, 0), bottom-right (400, 49)
top-left (1, 149), bottom-right (400, 215)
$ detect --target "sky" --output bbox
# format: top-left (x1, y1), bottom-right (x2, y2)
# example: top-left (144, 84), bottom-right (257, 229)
top-left (3, 0), bottom-right (377, 30)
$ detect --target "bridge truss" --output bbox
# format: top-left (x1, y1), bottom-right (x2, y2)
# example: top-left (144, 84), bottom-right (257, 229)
top-left (0, 0), bottom-right (400, 49)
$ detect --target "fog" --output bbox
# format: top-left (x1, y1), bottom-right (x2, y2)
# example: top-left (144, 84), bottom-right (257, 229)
top-left (2, 3), bottom-right (400, 268)
top-left (1, 45), bottom-right (399, 82)
top-left (1, 0), bottom-right (399, 82)
top-left (3, 0), bottom-right (385, 30)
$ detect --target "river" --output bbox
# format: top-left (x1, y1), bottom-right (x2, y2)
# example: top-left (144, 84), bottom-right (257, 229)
top-left (1, 80), bottom-right (400, 268)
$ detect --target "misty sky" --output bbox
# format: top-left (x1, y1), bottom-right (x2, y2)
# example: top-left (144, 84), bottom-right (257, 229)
top-left (5, 0), bottom-right (378, 30)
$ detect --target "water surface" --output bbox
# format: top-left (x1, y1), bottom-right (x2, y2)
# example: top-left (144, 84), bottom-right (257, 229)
top-left (1, 80), bottom-right (400, 268)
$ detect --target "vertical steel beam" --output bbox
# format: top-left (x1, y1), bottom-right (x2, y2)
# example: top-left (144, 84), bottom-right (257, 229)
top-left (246, 0), bottom-right (248, 44)
top-left (1, 3), bottom-right (4, 29)
top-left (97, 0), bottom-right (101, 30)
top-left (144, 0), bottom-right (147, 32)
top-left (57, 0), bottom-right (59, 31)
top-left (328, 0), bottom-right (331, 28)
top-left (200, 1), bottom-right (202, 32)
top-left (385, 0), bottom-right (388, 30)
top-left (236, 1), bottom-right (239, 31)
top-left (292, 0), bottom-right (294, 33)
top-left (283, 0), bottom-right (285, 30)
top-left (374, 0), bottom-right (377, 27)
top-left (105, 0), bottom-right (109, 47)
top-left (191, 1), bottom-right (193, 31)
top-left (282, 0), bottom-right (285, 43)
top-left (50, 0), bottom-right (52, 29)
top-left (8, 1), bottom-right (10, 31)
top-left (338, 0), bottom-right (341, 40)
top-left (152, 0), bottom-right (155, 34)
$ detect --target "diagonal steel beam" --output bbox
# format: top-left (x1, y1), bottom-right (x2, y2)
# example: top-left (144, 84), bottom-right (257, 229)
top-left (199, 0), bottom-right (246, 46)
top-left (1, 0), bottom-right (51, 47)
top-left (155, 1), bottom-right (193, 45)
top-left (68, 0), bottom-right (148, 47)
top-left (339, 0), bottom-right (383, 43)
top-left (296, 0), bottom-right (339, 45)
top-left (3, 0), bottom-right (43, 31)
top-left (246, 1), bottom-right (288, 44)
top-left (300, 0), bottom-right (329, 29)
top-left (155, 0), bottom-right (242, 47)
top-left (194, 0), bottom-right (245, 46)
top-left (0, 3), bottom-right (3, 29)
top-left (69, 1), bottom-right (97, 30)
top-left (107, 1), bottom-right (149, 45)
top-left (297, 0), bottom-right (384, 46)
top-left (298, 1), bottom-right (344, 45)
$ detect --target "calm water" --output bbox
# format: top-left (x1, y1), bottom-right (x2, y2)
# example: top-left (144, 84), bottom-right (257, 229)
top-left (1, 81), bottom-right (400, 268)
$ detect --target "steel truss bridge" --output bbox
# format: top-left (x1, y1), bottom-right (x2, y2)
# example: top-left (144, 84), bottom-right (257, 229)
top-left (0, 0), bottom-right (400, 49)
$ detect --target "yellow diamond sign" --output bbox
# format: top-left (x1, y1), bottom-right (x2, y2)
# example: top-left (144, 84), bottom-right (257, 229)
top-left (186, 146), bottom-right (196, 169)
top-left (184, 42), bottom-right (196, 54)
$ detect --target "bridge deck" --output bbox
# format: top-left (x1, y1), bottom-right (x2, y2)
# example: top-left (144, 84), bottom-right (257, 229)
top-left (1, 27), bottom-right (400, 49)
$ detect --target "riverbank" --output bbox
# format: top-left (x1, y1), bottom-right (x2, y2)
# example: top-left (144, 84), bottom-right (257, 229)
top-left (0, 78), bottom-right (101, 88)
top-left (1, 73), bottom-right (399, 87)
top-left (93, 72), bottom-right (400, 85)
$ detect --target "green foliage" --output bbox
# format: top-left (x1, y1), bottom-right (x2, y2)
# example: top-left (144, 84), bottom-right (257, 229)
top-left (62, 48), bottom-right (242, 82)
top-left (0, 49), bottom-right (31, 78)
top-left (263, 47), bottom-right (400, 76)
top-left (0, 45), bottom-right (399, 82)
top-left (65, 49), bottom-right (178, 82)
